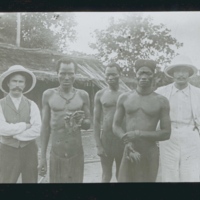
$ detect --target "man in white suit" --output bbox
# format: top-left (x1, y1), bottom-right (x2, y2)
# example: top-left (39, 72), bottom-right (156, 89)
top-left (156, 55), bottom-right (200, 182)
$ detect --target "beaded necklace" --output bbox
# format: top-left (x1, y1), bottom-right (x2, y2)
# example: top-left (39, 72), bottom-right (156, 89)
top-left (58, 87), bottom-right (76, 104)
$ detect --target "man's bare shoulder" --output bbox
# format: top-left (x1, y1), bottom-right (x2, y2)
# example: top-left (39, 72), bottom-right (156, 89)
top-left (43, 88), bottom-right (57, 98)
top-left (95, 88), bottom-right (107, 97)
top-left (76, 88), bottom-right (89, 98)
top-left (153, 92), bottom-right (169, 106)
top-left (118, 91), bottom-right (133, 102)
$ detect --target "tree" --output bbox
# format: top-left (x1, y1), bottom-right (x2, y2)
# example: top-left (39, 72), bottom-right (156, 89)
top-left (90, 14), bottom-right (183, 75)
top-left (0, 13), bottom-right (17, 45)
top-left (0, 13), bottom-right (77, 51)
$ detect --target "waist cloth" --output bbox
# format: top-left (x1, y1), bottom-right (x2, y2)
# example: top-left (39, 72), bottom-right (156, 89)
top-left (50, 146), bottom-right (84, 183)
top-left (101, 130), bottom-right (124, 158)
top-left (118, 142), bottom-right (159, 182)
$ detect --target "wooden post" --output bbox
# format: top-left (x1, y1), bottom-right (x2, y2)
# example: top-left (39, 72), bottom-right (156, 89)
top-left (16, 13), bottom-right (21, 47)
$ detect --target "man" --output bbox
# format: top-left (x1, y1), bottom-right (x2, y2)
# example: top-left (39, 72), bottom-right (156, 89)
top-left (38, 57), bottom-right (90, 183)
top-left (0, 65), bottom-right (41, 183)
top-left (156, 55), bottom-right (200, 182)
top-left (94, 63), bottom-right (125, 182)
top-left (113, 59), bottom-right (171, 182)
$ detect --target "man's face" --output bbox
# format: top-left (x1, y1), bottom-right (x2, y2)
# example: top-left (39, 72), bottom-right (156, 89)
top-left (136, 66), bottom-right (154, 88)
top-left (58, 62), bottom-right (75, 88)
top-left (7, 74), bottom-right (26, 97)
top-left (173, 67), bottom-right (190, 85)
top-left (105, 67), bottom-right (120, 86)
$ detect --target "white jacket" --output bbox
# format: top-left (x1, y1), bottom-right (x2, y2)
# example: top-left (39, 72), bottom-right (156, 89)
top-left (156, 83), bottom-right (200, 127)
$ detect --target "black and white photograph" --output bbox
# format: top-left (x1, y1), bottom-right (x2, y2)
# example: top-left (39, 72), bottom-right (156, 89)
top-left (0, 12), bottom-right (200, 183)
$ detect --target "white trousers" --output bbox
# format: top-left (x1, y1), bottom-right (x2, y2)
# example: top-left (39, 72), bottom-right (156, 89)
top-left (158, 125), bottom-right (200, 182)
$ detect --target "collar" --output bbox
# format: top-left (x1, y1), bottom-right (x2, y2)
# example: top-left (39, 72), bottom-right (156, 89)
top-left (9, 94), bottom-right (23, 102)
top-left (171, 83), bottom-right (190, 96)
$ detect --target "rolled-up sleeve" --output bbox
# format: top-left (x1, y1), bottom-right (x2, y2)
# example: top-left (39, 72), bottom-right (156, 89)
top-left (0, 104), bottom-right (26, 136)
top-left (13, 101), bottom-right (41, 141)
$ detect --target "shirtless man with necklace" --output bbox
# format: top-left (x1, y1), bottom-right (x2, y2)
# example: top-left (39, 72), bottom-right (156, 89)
top-left (38, 58), bottom-right (90, 183)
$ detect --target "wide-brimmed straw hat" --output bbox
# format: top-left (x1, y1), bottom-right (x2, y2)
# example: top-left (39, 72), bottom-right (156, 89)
top-left (0, 65), bottom-right (36, 94)
top-left (164, 55), bottom-right (197, 78)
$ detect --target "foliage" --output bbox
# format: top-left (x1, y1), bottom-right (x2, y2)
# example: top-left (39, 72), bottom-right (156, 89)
top-left (90, 14), bottom-right (183, 75)
top-left (0, 13), bottom-right (77, 51)
top-left (0, 13), bottom-right (17, 44)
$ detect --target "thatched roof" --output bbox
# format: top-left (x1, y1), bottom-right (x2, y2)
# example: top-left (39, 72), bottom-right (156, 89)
top-left (0, 43), bottom-right (130, 91)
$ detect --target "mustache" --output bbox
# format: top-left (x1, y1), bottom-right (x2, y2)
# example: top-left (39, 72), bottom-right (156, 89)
top-left (11, 87), bottom-right (23, 91)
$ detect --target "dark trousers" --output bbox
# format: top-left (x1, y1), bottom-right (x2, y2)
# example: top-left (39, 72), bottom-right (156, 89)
top-left (0, 141), bottom-right (38, 183)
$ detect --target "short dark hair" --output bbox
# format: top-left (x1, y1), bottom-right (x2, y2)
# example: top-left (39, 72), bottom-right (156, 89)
top-left (56, 57), bottom-right (78, 73)
top-left (135, 59), bottom-right (156, 73)
top-left (105, 63), bottom-right (121, 74)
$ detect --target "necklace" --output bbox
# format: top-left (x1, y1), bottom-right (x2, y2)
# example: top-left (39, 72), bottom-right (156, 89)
top-left (136, 89), bottom-right (153, 96)
top-left (58, 87), bottom-right (77, 104)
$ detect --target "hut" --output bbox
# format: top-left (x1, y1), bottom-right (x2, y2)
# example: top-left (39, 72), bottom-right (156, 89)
top-left (0, 43), bottom-right (130, 113)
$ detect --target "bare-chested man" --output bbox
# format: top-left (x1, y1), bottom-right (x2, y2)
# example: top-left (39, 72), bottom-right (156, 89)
top-left (38, 57), bottom-right (90, 183)
top-left (113, 59), bottom-right (171, 182)
top-left (94, 63), bottom-right (124, 182)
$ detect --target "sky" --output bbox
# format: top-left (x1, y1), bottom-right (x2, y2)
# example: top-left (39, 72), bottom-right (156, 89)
top-left (70, 12), bottom-right (200, 69)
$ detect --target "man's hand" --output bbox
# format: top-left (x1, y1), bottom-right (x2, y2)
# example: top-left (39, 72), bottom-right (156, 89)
top-left (64, 112), bottom-right (73, 127)
top-left (122, 130), bottom-right (140, 144)
top-left (26, 123), bottom-right (31, 130)
top-left (125, 142), bottom-right (141, 164)
top-left (64, 111), bottom-right (85, 128)
top-left (97, 146), bottom-right (107, 157)
top-left (38, 158), bottom-right (47, 177)
top-left (128, 151), bottom-right (141, 164)
top-left (73, 111), bottom-right (85, 126)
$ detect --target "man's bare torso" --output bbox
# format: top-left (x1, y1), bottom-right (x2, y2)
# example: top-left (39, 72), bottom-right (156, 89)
top-left (100, 88), bottom-right (123, 134)
top-left (123, 91), bottom-right (163, 150)
top-left (48, 88), bottom-right (85, 157)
